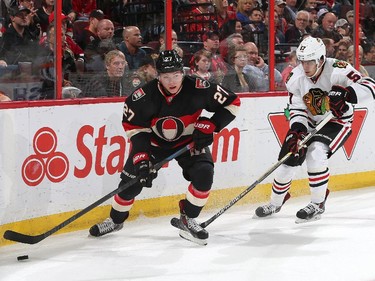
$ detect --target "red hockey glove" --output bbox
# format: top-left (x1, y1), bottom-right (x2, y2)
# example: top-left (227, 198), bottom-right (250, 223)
top-left (133, 152), bottom-right (157, 188)
top-left (192, 117), bottom-right (216, 150)
top-left (328, 85), bottom-right (350, 118)
top-left (285, 129), bottom-right (307, 155)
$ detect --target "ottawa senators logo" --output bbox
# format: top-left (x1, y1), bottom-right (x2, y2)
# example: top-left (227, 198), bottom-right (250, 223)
top-left (195, 78), bottom-right (210, 89)
top-left (132, 88), bottom-right (145, 101)
top-left (333, 60), bottom-right (348, 68)
top-left (154, 116), bottom-right (185, 141)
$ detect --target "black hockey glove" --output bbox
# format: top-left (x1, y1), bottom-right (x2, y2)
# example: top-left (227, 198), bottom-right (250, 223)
top-left (279, 123), bottom-right (308, 167)
top-left (192, 117), bottom-right (216, 151)
top-left (133, 152), bottom-right (157, 188)
top-left (328, 85), bottom-right (350, 118)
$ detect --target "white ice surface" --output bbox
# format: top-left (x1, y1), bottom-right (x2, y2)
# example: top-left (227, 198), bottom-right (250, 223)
top-left (1, 186), bottom-right (375, 281)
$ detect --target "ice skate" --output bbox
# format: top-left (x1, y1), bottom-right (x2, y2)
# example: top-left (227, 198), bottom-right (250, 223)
top-left (89, 218), bottom-right (124, 237)
top-left (254, 192), bottom-right (291, 218)
top-left (295, 189), bottom-right (330, 224)
top-left (179, 213), bottom-right (208, 245)
top-left (170, 214), bottom-right (208, 246)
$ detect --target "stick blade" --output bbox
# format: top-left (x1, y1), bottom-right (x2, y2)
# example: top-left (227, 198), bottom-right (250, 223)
top-left (3, 230), bottom-right (44, 244)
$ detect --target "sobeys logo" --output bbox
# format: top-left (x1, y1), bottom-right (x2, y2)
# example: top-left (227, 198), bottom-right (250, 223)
top-left (22, 127), bottom-right (69, 186)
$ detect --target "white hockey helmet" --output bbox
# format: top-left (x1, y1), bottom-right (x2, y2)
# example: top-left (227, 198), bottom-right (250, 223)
top-left (296, 37), bottom-right (326, 63)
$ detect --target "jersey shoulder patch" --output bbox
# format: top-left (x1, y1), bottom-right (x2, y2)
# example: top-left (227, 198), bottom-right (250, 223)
top-left (132, 88), bottom-right (146, 101)
top-left (195, 78), bottom-right (210, 89)
top-left (332, 60), bottom-right (349, 69)
top-left (285, 71), bottom-right (294, 84)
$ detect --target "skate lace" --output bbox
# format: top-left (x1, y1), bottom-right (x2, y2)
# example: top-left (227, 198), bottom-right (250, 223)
top-left (97, 218), bottom-right (115, 234)
top-left (186, 217), bottom-right (203, 232)
top-left (262, 203), bottom-right (277, 214)
top-left (302, 203), bottom-right (320, 215)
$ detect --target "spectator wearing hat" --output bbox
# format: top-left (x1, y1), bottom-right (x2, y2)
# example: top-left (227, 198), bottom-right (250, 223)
top-left (316, 7), bottom-right (328, 24)
top-left (0, 6), bottom-right (43, 65)
top-left (36, 0), bottom-right (54, 34)
top-left (18, 0), bottom-right (41, 38)
top-left (76, 9), bottom-right (105, 50)
top-left (345, 10), bottom-right (354, 26)
top-left (311, 12), bottom-right (342, 43)
top-left (285, 10), bottom-right (310, 43)
top-left (117, 26), bottom-right (146, 71)
top-left (334, 18), bottom-right (351, 44)
top-left (201, 30), bottom-right (228, 83)
top-left (275, 0), bottom-right (289, 35)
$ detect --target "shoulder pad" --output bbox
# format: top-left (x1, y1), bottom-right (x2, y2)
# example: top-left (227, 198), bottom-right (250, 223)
top-left (195, 78), bottom-right (210, 89)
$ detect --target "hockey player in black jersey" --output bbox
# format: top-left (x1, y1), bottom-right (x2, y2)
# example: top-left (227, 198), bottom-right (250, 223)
top-left (254, 37), bottom-right (375, 223)
top-left (89, 50), bottom-right (240, 245)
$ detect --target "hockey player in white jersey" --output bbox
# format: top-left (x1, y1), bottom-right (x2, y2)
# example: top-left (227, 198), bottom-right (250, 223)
top-left (255, 36), bottom-right (375, 223)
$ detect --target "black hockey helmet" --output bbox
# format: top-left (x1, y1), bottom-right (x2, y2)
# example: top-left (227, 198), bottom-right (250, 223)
top-left (156, 50), bottom-right (184, 73)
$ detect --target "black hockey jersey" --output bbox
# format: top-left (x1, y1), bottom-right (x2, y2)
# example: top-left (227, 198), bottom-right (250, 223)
top-left (122, 76), bottom-right (240, 153)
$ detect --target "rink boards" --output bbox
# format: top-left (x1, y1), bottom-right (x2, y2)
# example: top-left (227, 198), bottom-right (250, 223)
top-left (1, 94), bottom-right (375, 246)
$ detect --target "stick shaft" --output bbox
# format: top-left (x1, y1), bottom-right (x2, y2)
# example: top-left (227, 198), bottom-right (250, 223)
top-left (201, 112), bottom-right (334, 228)
top-left (4, 143), bottom-right (193, 244)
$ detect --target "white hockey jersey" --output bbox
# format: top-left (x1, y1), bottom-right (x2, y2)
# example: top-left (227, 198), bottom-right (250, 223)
top-left (285, 58), bottom-right (375, 129)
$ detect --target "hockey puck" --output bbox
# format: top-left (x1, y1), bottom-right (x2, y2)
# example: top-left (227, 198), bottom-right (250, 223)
top-left (17, 255), bottom-right (29, 261)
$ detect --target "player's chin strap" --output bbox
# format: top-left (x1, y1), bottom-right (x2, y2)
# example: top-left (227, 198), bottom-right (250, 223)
top-left (307, 58), bottom-right (325, 79)
top-left (199, 112), bottom-right (334, 228)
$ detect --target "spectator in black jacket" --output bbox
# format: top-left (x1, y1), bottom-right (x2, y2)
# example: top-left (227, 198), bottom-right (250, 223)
top-left (285, 10), bottom-right (310, 43)
top-left (0, 6), bottom-right (43, 65)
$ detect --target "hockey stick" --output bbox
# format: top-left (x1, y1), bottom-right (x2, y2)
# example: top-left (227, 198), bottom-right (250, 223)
top-left (3, 143), bottom-right (194, 244)
top-left (200, 112), bottom-right (334, 228)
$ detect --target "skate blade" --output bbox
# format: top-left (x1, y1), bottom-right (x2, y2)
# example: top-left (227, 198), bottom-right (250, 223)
top-left (179, 230), bottom-right (207, 246)
top-left (252, 213), bottom-right (275, 219)
top-left (295, 214), bottom-right (322, 224)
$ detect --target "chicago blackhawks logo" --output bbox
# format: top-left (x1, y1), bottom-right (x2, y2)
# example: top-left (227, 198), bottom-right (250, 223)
top-left (154, 116), bottom-right (185, 141)
top-left (22, 127), bottom-right (69, 186)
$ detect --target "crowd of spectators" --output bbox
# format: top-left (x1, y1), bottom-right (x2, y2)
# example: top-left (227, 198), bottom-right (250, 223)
top-left (0, 0), bottom-right (374, 101)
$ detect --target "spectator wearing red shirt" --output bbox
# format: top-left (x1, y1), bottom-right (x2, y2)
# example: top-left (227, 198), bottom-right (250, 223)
top-left (211, 0), bottom-right (236, 29)
top-left (72, 0), bottom-right (97, 20)
top-left (186, 0), bottom-right (217, 41)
